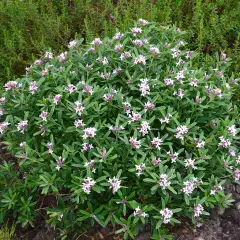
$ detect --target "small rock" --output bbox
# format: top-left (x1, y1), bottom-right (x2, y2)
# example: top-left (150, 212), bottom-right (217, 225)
top-left (218, 208), bottom-right (225, 215)
top-left (236, 202), bottom-right (240, 210)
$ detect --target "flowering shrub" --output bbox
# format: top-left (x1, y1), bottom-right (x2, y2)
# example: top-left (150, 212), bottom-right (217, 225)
top-left (0, 20), bottom-right (239, 239)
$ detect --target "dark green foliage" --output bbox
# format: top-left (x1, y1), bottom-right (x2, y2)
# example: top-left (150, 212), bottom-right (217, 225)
top-left (0, 0), bottom-right (239, 82)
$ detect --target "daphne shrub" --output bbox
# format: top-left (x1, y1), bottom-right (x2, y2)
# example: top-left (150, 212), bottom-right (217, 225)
top-left (0, 20), bottom-right (239, 239)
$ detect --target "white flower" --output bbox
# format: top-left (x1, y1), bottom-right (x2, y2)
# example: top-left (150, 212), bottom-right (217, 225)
top-left (39, 111), bottom-right (49, 122)
top-left (29, 81), bottom-right (38, 94)
top-left (120, 51), bottom-right (131, 60)
top-left (160, 208), bottom-right (173, 224)
top-left (17, 120), bottom-right (28, 133)
top-left (194, 204), bottom-right (204, 217)
top-left (138, 18), bottom-right (149, 25)
top-left (195, 138), bottom-right (205, 148)
top-left (227, 125), bottom-right (237, 137)
top-left (113, 32), bottom-right (124, 40)
top-left (133, 55), bottom-right (146, 65)
top-left (134, 206), bottom-right (148, 217)
top-left (44, 51), bottom-right (53, 59)
top-left (74, 119), bottom-right (85, 128)
top-left (82, 177), bottom-right (96, 194)
top-left (129, 137), bottom-right (141, 149)
top-left (135, 163), bottom-right (145, 176)
top-left (0, 122), bottom-right (10, 134)
top-left (53, 94), bottom-right (62, 104)
top-left (151, 137), bottom-right (163, 150)
top-left (160, 114), bottom-right (172, 124)
top-left (139, 121), bottom-right (151, 136)
top-left (218, 136), bottom-right (231, 148)
top-left (91, 38), bottom-right (102, 46)
top-left (175, 125), bottom-right (188, 140)
top-left (184, 158), bottom-right (196, 169)
top-left (167, 151), bottom-right (178, 163)
top-left (158, 174), bottom-right (170, 189)
top-left (108, 177), bottom-right (121, 193)
top-left (83, 127), bottom-right (97, 139)
top-left (74, 101), bottom-right (85, 116)
top-left (139, 78), bottom-right (150, 96)
top-left (131, 27), bottom-right (142, 36)
top-left (68, 40), bottom-right (78, 48)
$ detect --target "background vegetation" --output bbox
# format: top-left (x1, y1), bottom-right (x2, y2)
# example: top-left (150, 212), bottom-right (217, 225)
top-left (0, 0), bottom-right (239, 82)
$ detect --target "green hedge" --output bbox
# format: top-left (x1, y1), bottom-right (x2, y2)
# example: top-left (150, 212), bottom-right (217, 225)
top-left (0, 0), bottom-right (239, 82)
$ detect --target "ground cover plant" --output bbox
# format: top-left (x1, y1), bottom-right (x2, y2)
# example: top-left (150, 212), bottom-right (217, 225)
top-left (0, 0), bottom-right (239, 82)
top-left (0, 20), bottom-right (240, 239)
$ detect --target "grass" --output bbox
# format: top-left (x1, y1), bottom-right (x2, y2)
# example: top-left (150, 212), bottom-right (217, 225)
top-left (0, 0), bottom-right (239, 82)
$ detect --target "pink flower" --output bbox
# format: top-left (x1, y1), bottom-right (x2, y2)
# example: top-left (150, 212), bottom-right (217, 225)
top-left (129, 137), bottom-right (141, 149)
top-left (149, 46), bottom-right (160, 55)
top-left (108, 177), bottom-right (121, 193)
top-left (184, 158), bottom-right (196, 169)
top-left (53, 94), bottom-right (62, 104)
top-left (4, 81), bottom-right (19, 91)
top-left (138, 18), bottom-right (149, 25)
top-left (17, 120), bottom-right (28, 133)
top-left (233, 168), bottom-right (240, 181)
top-left (44, 52), bottom-right (53, 59)
top-left (74, 101), bottom-right (85, 116)
top-left (139, 121), bottom-right (151, 136)
top-left (139, 78), bottom-right (150, 96)
top-left (83, 127), bottom-right (97, 139)
top-left (113, 32), bottom-right (124, 40)
top-left (135, 163), bottom-right (145, 176)
top-left (128, 112), bottom-right (141, 123)
top-left (56, 156), bottom-right (64, 171)
top-left (164, 78), bottom-right (174, 86)
top-left (39, 111), bottom-right (49, 121)
top-left (134, 206), bottom-right (148, 217)
top-left (167, 151), bottom-right (178, 163)
top-left (131, 27), bottom-right (142, 36)
top-left (152, 156), bottom-right (161, 166)
top-left (120, 51), bottom-right (131, 60)
top-left (123, 102), bottom-right (131, 114)
top-left (65, 84), bottom-right (77, 94)
top-left (103, 94), bottom-right (114, 102)
top-left (74, 119), bottom-right (85, 128)
top-left (41, 68), bottom-right (48, 77)
top-left (194, 204), bottom-right (204, 217)
top-left (133, 55), bottom-right (146, 65)
top-left (81, 142), bottom-right (94, 152)
top-left (144, 101), bottom-right (155, 112)
top-left (81, 81), bottom-right (94, 95)
top-left (158, 174), bottom-right (170, 189)
top-left (160, 114), bottom-right (172, 124)
top-left (175, 125), bottom-right (188, 140)
top-left (173, 88), bottom-right (184, 99)
top-left (227, 125), bottom-right (237, 137)
top-left (57, 52), bottom-right (67, 62)
top-left (195, 138), bottom-right (205, 149)
top-left (47, 142), bottom-right (54, 154)
top-left (0, 97), bottom-right (6, 104)
top-left (34, 59), bottom-right (42, 65)
top-left (91, 38), bottom-right (103, 46)
top-left (29, 81), bottom-right (38, 95)
top-left (160, 208), bottom-right (173, 224)
top-left (0, 122), bottom-right (9, 134)
top-left (196, 96), bottom-right (201, 104)
top-left (151, 137), bottom-right (163, 150)
top-left (81, 177), bottom-right (96, 194)
top-left (114, 44), bottom-right (123, 52)
top-left (97, 57), bottom-right (108, 65)
top-left (218, 136), bottom-right (231, 148)
top-left (68, 40), bottom-right (78, 48)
